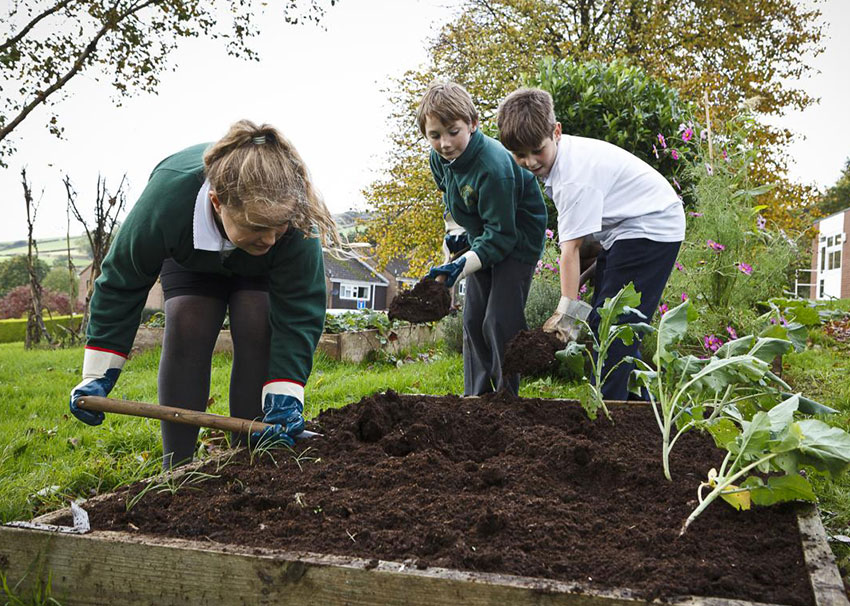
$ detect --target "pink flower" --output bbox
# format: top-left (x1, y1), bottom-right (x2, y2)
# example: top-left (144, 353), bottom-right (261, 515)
top-left (544, 263), bottom-right (554, 271)
top-left (707, 239), bottom-right (725, 252)
top-left (652, 144), bottom-right (659, 159)
top-left (756, 214), bottom-right (766, 230)
top-left (671, 149), bottom-right (680, 161)
top-left (722, 149), bottom-right (728, 161)
top-left (672, 178), bottom-right (681, 191)
top-left (703, 334), bottom-right (724, 352)
top-left (675, 261), bottom-right (685, 272)
top-left (659, 303), bottom-right (669, 316)
top-left (737, 262), bottom-right (753, 275)
top-left (682, 128), bottom-right (694, 142)
top-left (705, 163), bottom-right (714, 176)
top-left (657, 133), bottom-right (667, 148)
top-left (700, 130), bottom-right (707, 141)
top-left (545, 228), bottom-right (554, 239)
top-left (681, 292), bottom-right (689, 302)
top-left (726, 326), bottom-right (738, 340)
top-left (579, 283), bottom-right (588, 295)
top-left (688, 211), bottom-right (703, 217)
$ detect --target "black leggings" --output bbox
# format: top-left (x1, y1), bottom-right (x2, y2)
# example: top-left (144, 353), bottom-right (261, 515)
top-left (157, 265), bottom-right (271, 468)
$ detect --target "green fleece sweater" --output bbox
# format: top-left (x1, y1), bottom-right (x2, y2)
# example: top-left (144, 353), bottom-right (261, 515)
top-left (87, 144), bottom-right (326, 386)
top-left (429, 130), bottom-right (546, 267)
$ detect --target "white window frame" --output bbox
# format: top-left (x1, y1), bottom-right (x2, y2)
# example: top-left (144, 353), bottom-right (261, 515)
top-left (339, 283), bottom-right (371, 301)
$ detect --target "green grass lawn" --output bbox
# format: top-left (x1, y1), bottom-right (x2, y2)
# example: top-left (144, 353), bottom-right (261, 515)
top-left (0, 333), bottom-right (848, 583)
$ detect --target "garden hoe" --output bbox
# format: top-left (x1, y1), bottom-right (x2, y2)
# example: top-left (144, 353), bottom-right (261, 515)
top-left (74, 395), bottom-right (321, 440)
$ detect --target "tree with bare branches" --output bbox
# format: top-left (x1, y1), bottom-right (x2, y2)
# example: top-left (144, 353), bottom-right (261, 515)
top-left (64, 173), bottom-right (127, 335)
top-left (20, 167), bottom-right (52, 348)
top-left (0, 0), bottom-right (337, 163)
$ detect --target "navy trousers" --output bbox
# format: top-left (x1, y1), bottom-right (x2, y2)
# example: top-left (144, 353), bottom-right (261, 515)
top-left (588, 238), bottom-right (681, 401)
top-left (463, 257), bottom-right (535, 396)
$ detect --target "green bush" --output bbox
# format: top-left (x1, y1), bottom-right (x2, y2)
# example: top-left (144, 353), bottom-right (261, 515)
top-left (439, 311), bottom-right (463, 354)
top-left (527, 57), bottom-right (697, 218)
top-left (0, 314), bottom-right (82, 343)
top-left (525, 275), bottom-right (561, 330)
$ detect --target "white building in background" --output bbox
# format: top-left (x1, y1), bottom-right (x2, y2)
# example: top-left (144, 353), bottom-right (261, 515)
top-left (809, 208), bottom-right (849, 300)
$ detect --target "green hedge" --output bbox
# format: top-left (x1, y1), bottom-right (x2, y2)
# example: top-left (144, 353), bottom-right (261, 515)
top-left (0, 315), bottom-right (82, 343)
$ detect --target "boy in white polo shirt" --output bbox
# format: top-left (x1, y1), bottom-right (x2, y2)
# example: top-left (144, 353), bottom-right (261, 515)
top-left (497, 88), bottom-right (685, 400)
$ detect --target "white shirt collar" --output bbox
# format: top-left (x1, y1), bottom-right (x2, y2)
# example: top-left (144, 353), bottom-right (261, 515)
top-left (192, 179), bottom-right (236, 252)
top-left (543, 136), bottom-right (564, 194)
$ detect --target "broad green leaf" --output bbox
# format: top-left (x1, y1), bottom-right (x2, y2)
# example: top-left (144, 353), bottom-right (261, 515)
top-left (610, 322), bottom-right (654, 346)
top-left (766, 394), bottom-right (798, 434)
top-left (734, 411), bottom-right (771, 458)
top-left (555, 342), bottom-right (586, 378)
top-left (795, 419), bottom-right (850, 478)
top-left (780, 393), bottom-right (837, 416)
top-left (707, 418), bottom-right (739, 449)
top-left (715, 336), bottom-right (756, 358)
top-left (788, 306), bottom-right (820, 327)
top-left (597, 282), bottom-right (641, 340)
top-left (688, 355), bottom-right (769, 393)
top-left (578, 383), bottom-right (599, 421)
top-left (621, 306), bottom-right (647, 319)
top-left (748, 338), bottom-right (793, 364)
top-left (655, 300), bottom-right (696, 365)
top-left (748, 473), bottom-right (816, 506)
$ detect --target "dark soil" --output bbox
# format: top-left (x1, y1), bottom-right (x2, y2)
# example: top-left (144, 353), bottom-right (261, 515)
top-left (502, 329), bottom-right (564, 376)
top-left (85, 392), bottom-right (813, 606)
top-left (387, 279), bottom-right (451, 323)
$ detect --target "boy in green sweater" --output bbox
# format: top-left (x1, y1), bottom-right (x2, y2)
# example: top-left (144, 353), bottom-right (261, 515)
top-left (419, 81), bottom-right (547, 395)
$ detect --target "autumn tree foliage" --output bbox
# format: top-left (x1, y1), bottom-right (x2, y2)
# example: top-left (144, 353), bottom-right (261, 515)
top-left (364, 0), bottom-right (826, 273)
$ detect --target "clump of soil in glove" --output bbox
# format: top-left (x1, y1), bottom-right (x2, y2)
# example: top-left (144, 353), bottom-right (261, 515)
top-left (84, 391), bottom-right (813, 606)
top-left (502, 329), bottom-right (564, 376)
top-left (387, 279), bottom-right (452, 323)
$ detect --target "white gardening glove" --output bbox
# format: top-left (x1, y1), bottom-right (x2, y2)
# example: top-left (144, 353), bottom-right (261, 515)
top-left (542, 297), bottom-right (592, 343)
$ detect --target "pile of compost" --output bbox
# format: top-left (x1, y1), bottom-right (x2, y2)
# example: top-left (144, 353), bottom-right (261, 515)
top-left (85, 392), bottom-right (814, 605)
top-left (387, 279), bottom-right (452, 323)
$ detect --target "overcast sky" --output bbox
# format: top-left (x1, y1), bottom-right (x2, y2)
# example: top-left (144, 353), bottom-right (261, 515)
top-left (1, 0), bottom-right (848, 243)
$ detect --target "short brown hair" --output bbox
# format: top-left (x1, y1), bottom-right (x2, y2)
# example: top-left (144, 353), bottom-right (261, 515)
top-left (415, 81), bottom-right (478, 135)
top-left (497, 88), bottom-right (557, 151)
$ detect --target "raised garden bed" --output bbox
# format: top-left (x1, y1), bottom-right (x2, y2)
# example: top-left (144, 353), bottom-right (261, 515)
top-left (2, 393), bottom-right (847, 606)
top-left (132, 325), bottom-right (441, 362)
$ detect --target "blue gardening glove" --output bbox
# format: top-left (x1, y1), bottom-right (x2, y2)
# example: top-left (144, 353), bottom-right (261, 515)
top-left (69, 348), bottom-right (127, 426)
top-left (250, 389), bottom-right (305, 449)
top-left (426, 250), bottom-right (482, 288)
top-left (444, 232), bottom-right (469, 255)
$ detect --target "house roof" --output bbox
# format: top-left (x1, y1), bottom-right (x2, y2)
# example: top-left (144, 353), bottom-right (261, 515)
top-left (323, 251), bottom-right (388, 285)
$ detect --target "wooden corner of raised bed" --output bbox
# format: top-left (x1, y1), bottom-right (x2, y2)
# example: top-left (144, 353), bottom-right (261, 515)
top-left (0, 504), bottom-right (846, 606)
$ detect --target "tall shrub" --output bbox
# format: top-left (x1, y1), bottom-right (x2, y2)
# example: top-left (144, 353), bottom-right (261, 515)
top-left (660, 108), bottom-right (801, 346)
top-left (527, 57), bottom-right (697, 215)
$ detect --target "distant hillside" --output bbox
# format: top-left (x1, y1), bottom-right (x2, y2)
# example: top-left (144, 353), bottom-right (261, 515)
top-left (334, 210), bottom-right (372, 238)
top-left (0, 235), bottom-right (92, 269)
top-left (0, 211), bottom-right (373, 268)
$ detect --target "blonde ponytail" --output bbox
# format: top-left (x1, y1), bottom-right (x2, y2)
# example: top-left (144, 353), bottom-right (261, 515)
top-left (204, 120), bottom-right (345, 252)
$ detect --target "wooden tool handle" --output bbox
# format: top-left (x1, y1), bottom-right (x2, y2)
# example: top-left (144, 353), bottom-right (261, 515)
top-left (76, 396), bottom-right (274, 434)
